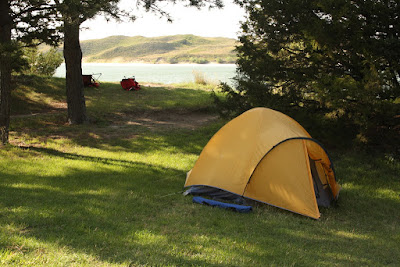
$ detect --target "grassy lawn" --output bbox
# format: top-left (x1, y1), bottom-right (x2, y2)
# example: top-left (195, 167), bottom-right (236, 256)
top-left (1, 76), bottom-right (399, 266)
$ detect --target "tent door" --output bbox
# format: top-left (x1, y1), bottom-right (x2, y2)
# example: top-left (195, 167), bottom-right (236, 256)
top-left (309, 158), bottom-right (334, 207)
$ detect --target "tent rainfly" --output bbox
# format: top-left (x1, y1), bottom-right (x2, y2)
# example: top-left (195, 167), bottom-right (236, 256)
top-left (184, 107), bottom-right (341, 219)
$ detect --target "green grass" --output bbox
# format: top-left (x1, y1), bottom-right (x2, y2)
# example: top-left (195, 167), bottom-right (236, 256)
top-left (86, 82), bottom-right (217, 115)
top-left (11, 76), bottom-right (66, 115)
top-left (1, 76), bottom-right (399, 266)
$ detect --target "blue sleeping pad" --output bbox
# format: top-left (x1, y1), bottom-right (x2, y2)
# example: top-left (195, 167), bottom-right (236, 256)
top-left (192, 196), bottom-right (252, 213)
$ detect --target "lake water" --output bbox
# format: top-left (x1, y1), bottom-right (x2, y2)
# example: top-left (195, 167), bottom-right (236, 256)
top-left (54, 63), bottom-right (237, 84)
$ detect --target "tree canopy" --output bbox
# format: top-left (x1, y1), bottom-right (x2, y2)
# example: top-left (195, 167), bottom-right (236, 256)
top-left (215, 0), bottom-right (399, 150)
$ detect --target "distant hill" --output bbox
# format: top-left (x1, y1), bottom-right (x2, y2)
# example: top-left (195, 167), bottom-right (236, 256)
top-left (79, 35), bottom-right (237, 64)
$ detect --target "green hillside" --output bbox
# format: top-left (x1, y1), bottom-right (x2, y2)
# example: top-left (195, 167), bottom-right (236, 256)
top-left (80, 35), bottom-right (237, 64)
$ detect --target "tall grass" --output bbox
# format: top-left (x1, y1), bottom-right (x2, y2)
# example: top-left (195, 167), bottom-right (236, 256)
top-left (192, 70), bottom-right (217, 86)
top-left (193, 70), bottom-right (207, 85)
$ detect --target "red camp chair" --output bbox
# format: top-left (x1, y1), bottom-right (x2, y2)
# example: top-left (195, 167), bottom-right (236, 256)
top-left (82, 73), bottom-right (101, 87)
top-left (120, 76), bottom-right (140, 91)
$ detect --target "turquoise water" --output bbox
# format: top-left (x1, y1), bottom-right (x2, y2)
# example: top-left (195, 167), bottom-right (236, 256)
top-left (54, 63), bottom-right (237, 84)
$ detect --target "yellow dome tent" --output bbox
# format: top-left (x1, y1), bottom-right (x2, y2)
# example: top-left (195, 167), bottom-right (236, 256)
top-left (184, 107), bottom-right (341, 219)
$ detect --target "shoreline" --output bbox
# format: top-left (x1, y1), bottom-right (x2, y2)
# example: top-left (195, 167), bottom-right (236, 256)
top-left (54, 63), bottom-right (237, 84)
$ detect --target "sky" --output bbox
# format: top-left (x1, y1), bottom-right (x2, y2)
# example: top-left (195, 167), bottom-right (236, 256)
top-left (80, 0), bottom-right (246, 40)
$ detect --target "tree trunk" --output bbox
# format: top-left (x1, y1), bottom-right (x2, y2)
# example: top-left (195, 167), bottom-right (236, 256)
top-left (0, 1), bottom-right (12, 145)
top-left (63, 20), bottom-right (87, 124)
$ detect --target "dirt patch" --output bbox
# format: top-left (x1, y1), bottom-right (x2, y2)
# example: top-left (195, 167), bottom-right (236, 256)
top-left (11, 102), bottom-right (67, 119)
top-left (9, 109), bottom-right (220, 148)
top-left (11, 105), bottom-right (218, 131)
top-left (140, 82), bottom-right (176, 88)
top-left (111, 110), bottom-right (219, 131)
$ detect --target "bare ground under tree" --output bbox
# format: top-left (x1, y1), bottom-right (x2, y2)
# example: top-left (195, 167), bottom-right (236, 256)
top-left (9, 108), bottom-right (219, 148)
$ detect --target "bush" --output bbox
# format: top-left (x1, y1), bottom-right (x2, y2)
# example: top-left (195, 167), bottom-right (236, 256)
top-left (168, 57), bottom-right (179, 64)
top-left (23, 47), bottom-right (63, 76)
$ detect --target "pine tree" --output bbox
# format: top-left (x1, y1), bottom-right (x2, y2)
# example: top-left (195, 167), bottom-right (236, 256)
top-left (217, 0), bottom-right (399, 148)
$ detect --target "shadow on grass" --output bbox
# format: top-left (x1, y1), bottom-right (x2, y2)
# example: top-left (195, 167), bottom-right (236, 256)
top-left (10, 112), bottom-right (222, 156)
top-left (0, 148), bottom-right (399, 265)
top-left (10, 80), bottom-right (222, 155)
top-left (20, 146), bottom-right (170, 169)
top-left (11, 76), bottom-right (66, 115)
top-left (0, 146), bottom-right (196, 265)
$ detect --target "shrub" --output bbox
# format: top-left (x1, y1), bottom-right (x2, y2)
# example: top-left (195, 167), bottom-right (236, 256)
top-left (168, 57), bottom-right (179, 64)
top-left (23, 47), bottom-right (63, 76)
